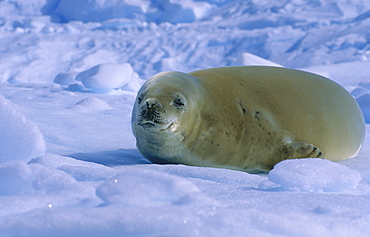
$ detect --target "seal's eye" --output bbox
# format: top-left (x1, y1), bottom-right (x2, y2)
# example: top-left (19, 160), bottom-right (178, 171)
top-left (173, 95), bottom-right (185, 109)
top-left (137, 96), bottom-right (143, 104)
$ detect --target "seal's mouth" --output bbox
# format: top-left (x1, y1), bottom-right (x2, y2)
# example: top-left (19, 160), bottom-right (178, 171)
top-left (137, 105), bottom-right (177, 131)
top-left (138, 110), bottom-right (167, 129)
top-left (138, 120), bottom-right (175, 131)
top-left (138, 121), bottom-right (157, 129)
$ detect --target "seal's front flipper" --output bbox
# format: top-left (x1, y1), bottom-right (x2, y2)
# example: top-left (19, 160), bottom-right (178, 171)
top-left (284, 142), bottom-right (324, 159)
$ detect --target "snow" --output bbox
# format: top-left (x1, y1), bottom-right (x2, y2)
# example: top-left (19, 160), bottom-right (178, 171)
top-left (1, 0), bottom-right (370, 236)
top-left (73, 63), bottom-right (141, 92)
top-left (44, 0), bottom-right (215, 24)
top-left (356, 93), bottom-right (370, 124)
top-left (67, 97), bottom-right (113, 113)
top-left (232, 52), bottom-right (283, 67)
top-left (96, 169), bottom-right (216, 207)
top-left (268, 158), bottom-right (362, 192)
top-left (351, 80), bottom-right (370, 124)
top-left (0, 95), bottom-right (45, 163)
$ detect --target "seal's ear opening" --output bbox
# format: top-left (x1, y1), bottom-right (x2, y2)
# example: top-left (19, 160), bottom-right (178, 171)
top-left (172, 94), bottom-right (186, 109)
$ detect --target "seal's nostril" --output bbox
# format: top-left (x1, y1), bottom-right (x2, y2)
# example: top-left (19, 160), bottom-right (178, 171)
top-left (146, 101), bottom-right (157, 109)
top-left (145, 99), bottom-right (162, 110)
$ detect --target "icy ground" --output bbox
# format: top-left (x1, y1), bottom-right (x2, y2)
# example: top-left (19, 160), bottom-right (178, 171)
top-left (1, 0), bottom-right (370, 236)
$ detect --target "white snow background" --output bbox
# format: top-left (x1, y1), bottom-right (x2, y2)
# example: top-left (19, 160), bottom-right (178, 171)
top-left (1, 0), bottom-right (370, 236)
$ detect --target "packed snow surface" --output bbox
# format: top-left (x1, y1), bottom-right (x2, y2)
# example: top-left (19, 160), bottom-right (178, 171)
top-left (1, 0), bottom-right (370, 236)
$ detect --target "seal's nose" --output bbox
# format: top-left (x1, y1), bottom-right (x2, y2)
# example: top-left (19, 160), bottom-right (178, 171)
top-left (145, 98), bottom-right (162, 110)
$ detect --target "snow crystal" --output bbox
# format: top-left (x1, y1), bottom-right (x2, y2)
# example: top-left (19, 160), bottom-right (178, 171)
top-left (268, 158), bottom-right (362, 192)
top-left (0, 95), bottom-right (45, 163)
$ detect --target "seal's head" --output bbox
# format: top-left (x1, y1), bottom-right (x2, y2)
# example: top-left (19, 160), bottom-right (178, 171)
top-left (131, 71), bottom-right (201, 164)
top-left (132, 71), bottom-right (196, 131)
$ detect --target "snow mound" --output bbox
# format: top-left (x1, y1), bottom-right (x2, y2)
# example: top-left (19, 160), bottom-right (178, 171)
top-left (268, 158), bottom-right (362, 192)
top-left (76, 63), bottom-right (134, 91)
top-left (53, 72), bottom-right (79, 86)
top-left (152, 0), bottom-right (214, 24)
top-left (355, 93), bottom-right (370, 124)
top-left (232, 52), bottom-right (282, 67)
top-left (68, 97), bottom-right (112, 113)
top-left (44, 0), bottom-right (214, 24)
top-left (31, 154), bottom-right (118, 182)
top-left (96, 169), bottom-right (215, 207)
top-left (54, 63), bottom-right (141, 93)
top-left (351, 87), bottom-right (368, 98)
top-left (351, 82), bottom-right (370, 124)
top-left (0, 161), bottom-right (33, 196)
top-left (30, 163), bottom-right (78, 193)
top-left (0, 161), bottom-right (76, 196)
top-left (0, 95), bottom-right (45, 163)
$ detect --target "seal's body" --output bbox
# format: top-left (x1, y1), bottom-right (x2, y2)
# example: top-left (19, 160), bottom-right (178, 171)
top-left (132, 66), bottom-right (365, 172)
